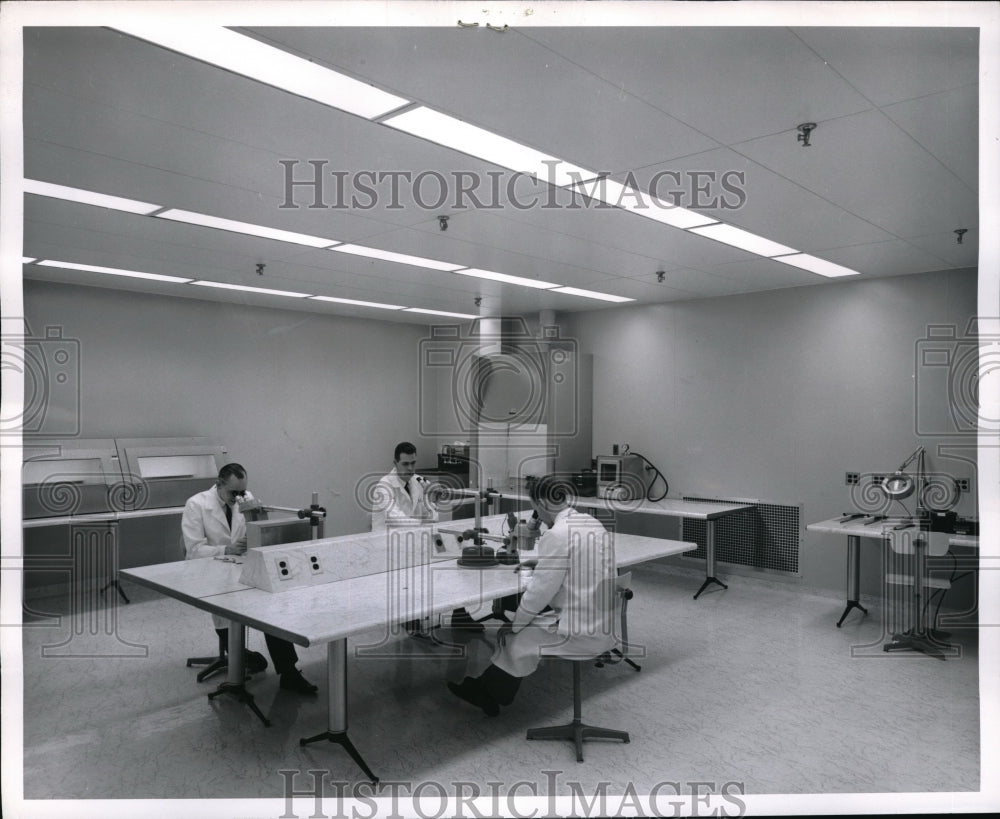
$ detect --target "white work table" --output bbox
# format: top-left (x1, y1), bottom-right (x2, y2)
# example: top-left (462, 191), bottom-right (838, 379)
top-left (459, 489), bottom-right (752, 598)
top-left (121, 514), bottom-right (695, 784)
top-left (807, 515), bottom-right (979, 659)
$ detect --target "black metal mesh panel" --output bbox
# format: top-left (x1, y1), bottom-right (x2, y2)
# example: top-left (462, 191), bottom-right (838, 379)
top-left (682, 497), bottom-right (800, 574)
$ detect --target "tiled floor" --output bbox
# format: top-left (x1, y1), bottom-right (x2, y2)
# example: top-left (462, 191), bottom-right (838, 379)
top-left (14, 563), bottom-right (983, 814)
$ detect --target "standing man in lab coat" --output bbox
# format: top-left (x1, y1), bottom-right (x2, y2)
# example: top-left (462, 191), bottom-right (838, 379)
top-left (447, 474), bottom-right (617, 716)
top-left (182, 462), bottom-right (318, 695)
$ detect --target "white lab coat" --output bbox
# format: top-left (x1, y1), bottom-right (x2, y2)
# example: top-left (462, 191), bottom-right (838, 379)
top-left (493, 507), bottom-right (617, 677)
top-left (182, 485), bottom-right (255, 629)
top-left (370, 467), bottom-right (438, 531)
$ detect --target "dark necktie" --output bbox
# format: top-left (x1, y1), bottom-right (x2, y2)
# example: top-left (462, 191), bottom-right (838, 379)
top-left (403, 480), bottom-right (411, 497)
top-left (225, 503), bottom-right (232, 528)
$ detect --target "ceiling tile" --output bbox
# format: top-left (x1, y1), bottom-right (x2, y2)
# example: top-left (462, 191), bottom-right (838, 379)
top-left (528, 27), bottom-right (875, 145)
top-left (793, 27), bottom-right (979, 107)
top-left (735, 108), bottom-right (977, 239)
top-left (881, 84), bottom-right (979, 190)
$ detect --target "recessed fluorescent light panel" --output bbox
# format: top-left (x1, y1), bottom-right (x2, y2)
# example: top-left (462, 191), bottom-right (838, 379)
top-left (22, 257), bottom-right (36, 264)
top-left (329, 244), bottom-right (464, 272)
top-left (156, 209), bottom-right (337, 248)
top-left (687, 223), bottom-right (797, 257)
top-left (191, 280), bottom-right (312, 298)
top-left (310, 296), bottom-right (406, 310)
top-left (383, 107), bottom-right (596, 188)
top-left (37, 260), bottom-right (193, 284)
top-left (772, 254), bottom-right (860, 278)
top-left (403, 307), bottom-right (479, 319)
top-left (24, 179), bottom-right (161, 215)
top-left (456, 268), bottom-right (559, 290)
top-left (113, 25), bottom-right (409, 119)
top-left (570, 178), bottom-right (717, 230)
top-left (550, 286), bottom-right (634, 303)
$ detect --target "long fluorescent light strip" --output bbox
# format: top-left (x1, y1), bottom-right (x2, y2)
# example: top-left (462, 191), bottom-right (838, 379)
top-left (36, 259), bottom-right (193, 284)
top-left (569, 177), bottom-right (717, 230)
top-left (24, 179), bottom-right (161, 215)
top-left (157, 209), bottom-right (338, 248)
top-left (191, 280), bottom-right (312, 298)
top-left (404, 307), bottom-right (479, 319)
top-left (551, 286), bottom-right (634, 303)
top-left (456, 268), bottom-right (560, 290)
top-left (383, 107), bottom-right (597, 189)
top-left (687, 223), bottom-right (797, 257)
top-left (310, 296), bottom-right (406, 310)
top-left (330, 244), bottom-right (464, 272)
top-left (22, 257), bottom-right (37, 264)
top-left (772, 254), bottom-right (860, 278)
top-left (113, 25), bottom-right (409, 120)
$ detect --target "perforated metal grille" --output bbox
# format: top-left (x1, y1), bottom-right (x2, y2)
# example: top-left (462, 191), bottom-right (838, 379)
top-left (682, 496), bottom-right (800, 574)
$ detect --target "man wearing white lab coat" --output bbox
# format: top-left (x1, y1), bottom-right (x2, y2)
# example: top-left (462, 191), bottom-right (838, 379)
top-left (369, 442), bottom-right (481, 634)
top-left (370, 441), bottom-right (438, 531)
top-left (182, 463), bottom-right (318, 695)
top-left (448, 474), bottom-right (616, 715)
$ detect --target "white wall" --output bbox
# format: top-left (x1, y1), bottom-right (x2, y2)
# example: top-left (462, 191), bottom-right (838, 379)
top-left (561, 268), bottom-right (978, 595)
top-left (23, 280), bottom-right (441, 535)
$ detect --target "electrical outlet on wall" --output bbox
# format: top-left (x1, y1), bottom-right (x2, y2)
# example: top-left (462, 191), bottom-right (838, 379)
top-left (957, 478), bottom-right (970, 492)
top-left (845, 472), bottom-right (860, 485)
top-left (308, 555), bottom-right (321, 574)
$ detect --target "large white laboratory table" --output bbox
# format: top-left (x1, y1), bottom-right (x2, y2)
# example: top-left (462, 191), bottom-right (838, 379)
top-left (807, 515), bottom-right (979, 658)
top-left (460, 489), bottom-right (752, 598)
top-left (121, 513), bottom-right (696, 784)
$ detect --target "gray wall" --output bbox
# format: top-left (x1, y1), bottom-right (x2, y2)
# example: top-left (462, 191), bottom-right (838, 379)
top-left (561, 268), bottom-right (978, 596)
top-left (23, 280), bottom-right (440, 536)
top-left (24, 268), bottom-right (979, 600)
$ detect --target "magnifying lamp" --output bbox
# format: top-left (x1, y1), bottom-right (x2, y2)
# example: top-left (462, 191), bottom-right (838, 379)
top-left (882, 446), bottom-right (924, 501)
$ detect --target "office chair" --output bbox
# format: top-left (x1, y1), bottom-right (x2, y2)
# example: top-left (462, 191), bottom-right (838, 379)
top-left (595, 572), bottom-right (640, 672)
top-left (525, 574), bottom-right (632, 762)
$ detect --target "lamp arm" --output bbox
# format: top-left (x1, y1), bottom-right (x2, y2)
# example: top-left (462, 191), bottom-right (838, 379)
top-left (896, 446), bottom-right (924, 474)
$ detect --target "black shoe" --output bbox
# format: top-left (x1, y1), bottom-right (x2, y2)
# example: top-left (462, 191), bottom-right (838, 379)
top-left (279, 670), bottom-right (318, 695)
top-left (404, 619), bottom-right (431, 639)
top-left (479, 663), bottom-right (521, 706)
top-left (245, 650), bottom-right (268, 675)
top-left (451, 609), bottom-right (485, 634)
top-left (447, 677), bottom-right (499, 717)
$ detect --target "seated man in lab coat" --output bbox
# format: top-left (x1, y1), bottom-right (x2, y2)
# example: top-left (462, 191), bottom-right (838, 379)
top-left (182, 462), bottom-right (318, 695)
top-left (370, 442), bottom-right (480, 633)
top-left (370, 441), bottom-right (437, 530)
top-left (447, 474), bottom-right (617, 716)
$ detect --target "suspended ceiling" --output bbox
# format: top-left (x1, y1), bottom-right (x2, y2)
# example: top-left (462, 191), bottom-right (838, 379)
top-left (16, 10), bottom-right (985, 325)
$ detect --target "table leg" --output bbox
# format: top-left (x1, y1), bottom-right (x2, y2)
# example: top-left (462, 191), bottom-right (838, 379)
top-left (207, 621), bottom-right (271, 725)
top-left (300, 638), bottom-right (379, 786)
top-left (694, 519), bottom-right (728, 599)
top-left (883, 536), bottom-right (949, 660)
top-left (836, 535), bottom-right (869, 627)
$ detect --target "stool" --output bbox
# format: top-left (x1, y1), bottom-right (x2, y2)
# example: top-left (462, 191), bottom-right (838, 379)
top-left (526, 658), bottom-right (629, 762)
